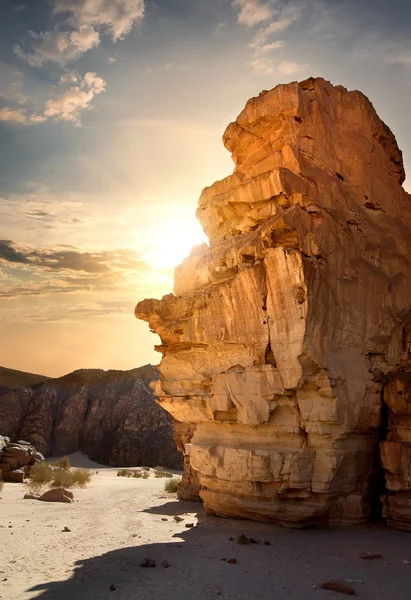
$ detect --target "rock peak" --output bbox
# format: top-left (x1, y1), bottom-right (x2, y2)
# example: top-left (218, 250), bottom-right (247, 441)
top-left (136, 79), bottom-right (411, 529)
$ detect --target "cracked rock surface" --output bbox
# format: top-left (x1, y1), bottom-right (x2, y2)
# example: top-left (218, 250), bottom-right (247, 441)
top-left (136, 77), bottom-right (411, 528)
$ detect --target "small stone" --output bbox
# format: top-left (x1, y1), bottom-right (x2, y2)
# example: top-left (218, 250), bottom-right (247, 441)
top-left (236, 535), bottom-right (250, 545)
top-left (249, 537), bottom-right (258, 544)
top-left (228, 536), bottom-right (234, 541)
top-left (185, 523), bottom-right (194, 528)
top-left (173, 516), bottom-right (183, 523)
top-left (360, 553), bottom-right (382, 560)
top-left (227, 558), bottom-right (238, 564)
top-left (161, 560), bottom-right (169, 568)
top-left (109, 584), bottom-right (116, 591)
top-left (402, 559), bottom-right (410, 565)
top-left (161, 518), bottom-right (168, 521)
top-left (321, 580), bottom-right (355, 595)
top-left (140, 558), bottom-right (156, 568)
top-left (62, 526), bottom-right (71, 532)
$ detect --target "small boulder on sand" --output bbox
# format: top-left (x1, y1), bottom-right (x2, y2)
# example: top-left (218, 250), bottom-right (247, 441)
top-left (24, 488), bottom-right (74, 503)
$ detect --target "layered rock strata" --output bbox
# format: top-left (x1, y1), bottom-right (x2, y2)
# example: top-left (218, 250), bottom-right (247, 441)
top-left (0, 365), bottom-right (182, 470)
top-left (136, 78), bottom-right (411, 528)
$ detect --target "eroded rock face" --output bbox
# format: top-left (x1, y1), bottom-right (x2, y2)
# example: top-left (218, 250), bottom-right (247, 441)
top-left (0, 365), bottom-right (182, 470)
top-left (136, 78), bottom-right (411, 527)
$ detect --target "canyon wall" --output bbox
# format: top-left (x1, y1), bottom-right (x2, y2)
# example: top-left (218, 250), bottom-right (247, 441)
top-left (136, 78), bottom-right (411, 528)
top-left (0, 365), bottom-right (182, 470)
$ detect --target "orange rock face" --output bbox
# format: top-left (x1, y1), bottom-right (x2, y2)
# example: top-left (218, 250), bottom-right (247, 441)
top-left (136, 78), bottom-right (411, 528)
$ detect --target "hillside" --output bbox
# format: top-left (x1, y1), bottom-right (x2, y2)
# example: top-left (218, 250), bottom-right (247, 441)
top-left (0, 366), bottom-right (50, 388)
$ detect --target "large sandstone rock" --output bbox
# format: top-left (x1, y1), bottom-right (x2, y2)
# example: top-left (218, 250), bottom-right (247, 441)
top-left (136, 78), bottom-right (411, 528)
top-left (0, 365), bottom-right (182, 470)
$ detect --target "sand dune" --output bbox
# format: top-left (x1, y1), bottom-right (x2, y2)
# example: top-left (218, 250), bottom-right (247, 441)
top-left (0, 461), bottom-right (410, 600)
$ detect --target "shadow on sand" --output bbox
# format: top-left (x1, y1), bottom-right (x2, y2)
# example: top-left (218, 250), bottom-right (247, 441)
top-left (27, 501), bottom-right (411, 600)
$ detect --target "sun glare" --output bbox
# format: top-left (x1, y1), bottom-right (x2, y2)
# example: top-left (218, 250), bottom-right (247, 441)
top-left (140, 208), bottom-right (208, 271)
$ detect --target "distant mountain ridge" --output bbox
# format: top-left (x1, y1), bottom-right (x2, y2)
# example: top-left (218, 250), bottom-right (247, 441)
top-left (0, 364), bottom-right (182, 469)
top-left (0, 366), bottom-right (50, 388)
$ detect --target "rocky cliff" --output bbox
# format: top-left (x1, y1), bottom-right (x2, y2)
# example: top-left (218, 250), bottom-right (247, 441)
top-left (0, 365), bottom-right (182, 469)
top-left (136, 77), bottom-right (411, 528)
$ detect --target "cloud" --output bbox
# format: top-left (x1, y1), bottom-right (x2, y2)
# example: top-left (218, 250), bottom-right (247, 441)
top-left (14, 25), bottom-right (100, 68)
top-left (54, 0), bottom-right (145, 41)
top-left (235, 0), bottom-right (305, 75)
top-left (44, 71), bottom-right (106, 124)
top-left (0, 107), bottom-right (27, 124)
top-left (14, 0), bottom-right (144, 69)
top-left (278, 60), bottom-right (307, 75)
top-left (60, 72), bottom-right (79, 84)
top-left (0, 239), bottom-right (152, 298)
top-left (0, 72), bottom-right (104, 125)
top-left (0, 107), bottom-right (46, 124)
top-left (232, 0), bottom-right (273, 27)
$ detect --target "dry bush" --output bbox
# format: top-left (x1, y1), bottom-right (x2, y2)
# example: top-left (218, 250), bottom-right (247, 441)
top-left (142, 471), bottom-right (149, 479)
top-left (141, 466), bottom-right (150, 472)
top-left (154, 469), bottom-right (173, 478)
top-left (50, 469), bottom-right (74, 487)
top-left (31, 462), bottom-right (53, 484)
top-left (0, 474), bottom-right (4, 493)
top-left (51, 456), bottom-right (71, 470)
top-left (50, 468), bottom-right (92, 488)
top-left (28, 481), bottom-right (46, 494)
top-left (71, 469), bottom-right (92, 488)
top-left (133, 470), bottom-right (142, 478)
top-left (164, 478), bottom-right (180, 493)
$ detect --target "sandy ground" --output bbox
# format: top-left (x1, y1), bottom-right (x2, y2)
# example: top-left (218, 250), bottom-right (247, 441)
top-left (1, 454), bottom-right (411, 600)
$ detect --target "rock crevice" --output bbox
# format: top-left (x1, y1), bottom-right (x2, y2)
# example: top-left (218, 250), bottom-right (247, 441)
top-left (136, 78), bottom-right (411, 528)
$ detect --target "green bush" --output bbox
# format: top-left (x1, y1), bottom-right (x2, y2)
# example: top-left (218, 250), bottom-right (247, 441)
top-left (164, 478), bottom-right (180, 493)
top-left (51, 456), bottom-right (71, 470)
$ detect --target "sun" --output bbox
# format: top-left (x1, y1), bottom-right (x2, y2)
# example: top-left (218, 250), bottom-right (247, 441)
top-left (140, 207), bottom-right (208, 272)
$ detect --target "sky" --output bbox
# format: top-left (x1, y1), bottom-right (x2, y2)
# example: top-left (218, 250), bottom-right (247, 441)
top-left (0, 0), bottom-right (410, 377)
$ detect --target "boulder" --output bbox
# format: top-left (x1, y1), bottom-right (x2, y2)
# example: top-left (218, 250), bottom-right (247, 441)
top-left (136, 78), bottom-right (411, 528)
top-left (39, 488), bottom-right (74, 503)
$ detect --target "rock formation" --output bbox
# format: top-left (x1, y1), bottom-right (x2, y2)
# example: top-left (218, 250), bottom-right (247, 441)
top-left (0, 437), bottom-right (44, 482)
top-left (136, 78), bottom-right (411, 528)
top-left (0, 365), bottom-right (182, 470)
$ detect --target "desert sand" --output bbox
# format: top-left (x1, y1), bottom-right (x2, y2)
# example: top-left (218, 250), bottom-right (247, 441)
top-left (1, 453), bottom-right (410, 600)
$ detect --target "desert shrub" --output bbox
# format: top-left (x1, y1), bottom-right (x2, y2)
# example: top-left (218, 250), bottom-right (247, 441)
top-left (50, 468), bottom-right (92, 488)
top-left (141, 466), bottom-right (150, 472)
top-left (117, 469), bottom-right (139, 478)
top-left (142, 471), bottom-right (149, 479)
top-left (31, 462), bottom-right (53, 484)
top-left (164, 478), bottom-right (180, 493)
top-left (133, 470), bottom-right (142, 478)
top-left (28, 480), bottom-right (46, 494)
top-left (0, 474), bottom-right (3, 493)
top-left (50, 469), bottom-right (74, 487)
top-left (71, 469), bottom-right (92, 488)
top-left (51, 456), bottom-right (71, 470)
top-left (154, 469), bottom-right (173, 478)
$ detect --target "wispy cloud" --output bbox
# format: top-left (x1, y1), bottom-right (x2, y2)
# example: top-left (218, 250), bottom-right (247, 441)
top-left (232, 0), bottom-right (273, 27)
top-left (233, 0), bottom-right (304, 75)
top-left (54, 0), bottom-right (145, 41)
top-left (15, 0), bottom-right (145, 69)
top-left (14, 25), bottom-right (100, 68)
top-left (0, 72), bottom-right (106, 126)
top-left (278, 59), bottom-right (307, 75)
top-left (0, 239), bottom-right (151, 298)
